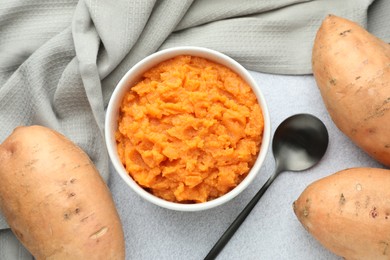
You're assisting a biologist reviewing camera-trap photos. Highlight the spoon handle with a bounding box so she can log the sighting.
[204,171,279,260]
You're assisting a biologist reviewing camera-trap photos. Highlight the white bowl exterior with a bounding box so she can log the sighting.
[105,46,271,211]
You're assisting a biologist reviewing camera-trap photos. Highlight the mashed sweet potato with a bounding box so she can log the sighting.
[116,55,264,203]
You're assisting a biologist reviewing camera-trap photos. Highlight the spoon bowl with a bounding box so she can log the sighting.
[205,113,329,259]
[273,114,329,173]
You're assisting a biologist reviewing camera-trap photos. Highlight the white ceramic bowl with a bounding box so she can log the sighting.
[105,46,270,211]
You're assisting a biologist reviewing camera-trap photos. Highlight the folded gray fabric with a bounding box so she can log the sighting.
[0,0,389,258]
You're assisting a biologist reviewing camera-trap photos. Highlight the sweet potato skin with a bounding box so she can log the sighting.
[0,126,125,260]
[294,167,390,260]
[312,15,390,167]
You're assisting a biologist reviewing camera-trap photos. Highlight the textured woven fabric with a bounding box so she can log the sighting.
[0,0,389,258]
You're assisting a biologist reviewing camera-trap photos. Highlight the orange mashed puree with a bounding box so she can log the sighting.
[116,55,264,203]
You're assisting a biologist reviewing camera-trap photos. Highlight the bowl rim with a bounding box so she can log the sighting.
[105,46,271,211]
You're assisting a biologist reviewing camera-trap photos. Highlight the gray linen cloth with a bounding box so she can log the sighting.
[0,0,389,259]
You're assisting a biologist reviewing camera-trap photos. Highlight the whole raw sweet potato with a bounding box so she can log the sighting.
[294,167,390,260]
[0,126,125,259]
[312,15,390,167]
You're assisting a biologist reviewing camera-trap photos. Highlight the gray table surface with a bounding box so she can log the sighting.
[109,70,383,260]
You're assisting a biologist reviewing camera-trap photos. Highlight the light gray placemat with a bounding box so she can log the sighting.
[0,0,389,259]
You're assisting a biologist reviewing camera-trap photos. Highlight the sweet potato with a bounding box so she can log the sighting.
[0,126,125,259]
[294,167,390,260]
[312,15,390,167]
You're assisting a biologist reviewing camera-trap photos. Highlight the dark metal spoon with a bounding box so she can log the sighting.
[204,113,329,259]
